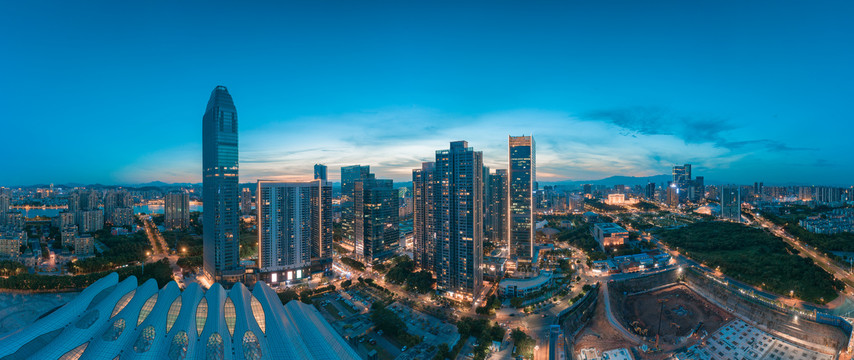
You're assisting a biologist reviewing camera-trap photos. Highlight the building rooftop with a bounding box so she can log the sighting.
[594,222,628,233]
[0,273,360,360]
[499,270,553,289]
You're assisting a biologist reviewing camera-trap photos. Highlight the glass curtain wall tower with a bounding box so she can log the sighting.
[203,86,243,284]
[340,165,373,249]
[508,135,535,261]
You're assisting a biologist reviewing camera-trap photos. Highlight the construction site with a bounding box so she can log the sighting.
[618,283,730,351]
[565,267,850,359]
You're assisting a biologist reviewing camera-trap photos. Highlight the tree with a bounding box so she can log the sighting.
[278,289,299,304]
[300,289,314,304]
[432,343,451,360]
[341,279,352,288]
[510,297,523,308]
[511,329,535,358]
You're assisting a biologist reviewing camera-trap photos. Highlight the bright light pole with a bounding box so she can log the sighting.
[142,251,151,275]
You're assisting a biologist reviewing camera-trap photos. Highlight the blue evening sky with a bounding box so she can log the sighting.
[1,1,852,186]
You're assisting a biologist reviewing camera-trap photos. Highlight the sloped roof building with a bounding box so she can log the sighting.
[0,273,359,360]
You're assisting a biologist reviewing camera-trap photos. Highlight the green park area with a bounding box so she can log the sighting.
[761,207,854,254]
[0,260,173,291]
[656,221,843,304]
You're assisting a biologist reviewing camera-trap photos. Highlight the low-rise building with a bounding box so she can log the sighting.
[592,223,628,250]
[582,211,599,223]
[498,270,554,298]
[483,255,507,282]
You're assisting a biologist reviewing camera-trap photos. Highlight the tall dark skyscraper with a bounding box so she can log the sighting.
[721,185,742,222]
[508,135,535,261]
[488,169,509,246]
[202,85,243,284]
[164,191,190,229]
[645,182,656,200]
[672,164,692,189]
[314,164,328,182]
[340,165,373,247]
[353,178,399,262]
[413,141,483,301]
[413,162,436,272]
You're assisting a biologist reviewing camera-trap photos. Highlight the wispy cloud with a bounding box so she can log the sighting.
[117,107,824,184]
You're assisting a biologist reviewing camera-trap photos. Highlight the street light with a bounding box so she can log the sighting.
[142,251,151,275]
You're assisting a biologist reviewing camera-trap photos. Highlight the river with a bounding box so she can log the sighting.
[0,291,79,336]
[12,204,202,218]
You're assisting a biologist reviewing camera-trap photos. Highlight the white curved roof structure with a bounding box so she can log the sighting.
[0,274,360,360]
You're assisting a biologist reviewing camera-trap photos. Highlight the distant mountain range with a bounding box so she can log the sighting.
[13,174,846,190]
[540,174,673,187]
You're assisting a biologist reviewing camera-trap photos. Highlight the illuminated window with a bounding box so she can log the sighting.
[101,318,126,342]
[224,297,236,336]
[242,331,262,360]
[133,325,156,353]
[111,290,135,318]
[196,298,208,335]
[206,333,224,360]
[166,296,182,333]
[168,331,189,360]
[137,294,158,326]
[58,342,88,360]
[249,295,266,334]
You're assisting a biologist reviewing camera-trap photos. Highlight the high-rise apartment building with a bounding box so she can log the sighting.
[314,164,328,182]
[0,194,10,217]
[257,180,332,284]
[202,85,243,284]
[240,187,253,216]
[799,186,813,201]
[78,209,104,233]
[78,190,99,211]
[413,162,436,271]
[67,192,80,213]
[672,164,692,188]
[754,182,764,201]
[413,141,483,301]
[691,176,705,202]
[488,169,508,246]
[309,180,333,273]
[508,135,535,261]
[165,191,191,229]
[815,186,844,204]
[61,225,78,248]
[645,182,656,200]
[721,185,741,222]
[666,183,679,208]
[353,178,399,263]
[74,234,94,256]
[103,190,133,226]
[340,165,373,248]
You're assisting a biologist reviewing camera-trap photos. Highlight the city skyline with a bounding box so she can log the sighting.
[3,2,853,186]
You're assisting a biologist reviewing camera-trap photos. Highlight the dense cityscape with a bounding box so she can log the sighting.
[2,2,853,360]
[0,85,852,360]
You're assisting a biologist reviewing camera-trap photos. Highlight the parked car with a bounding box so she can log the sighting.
[401,346,407,352]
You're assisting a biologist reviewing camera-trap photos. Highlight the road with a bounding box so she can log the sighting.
[139,215,184,288]
[752,211,854,294]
